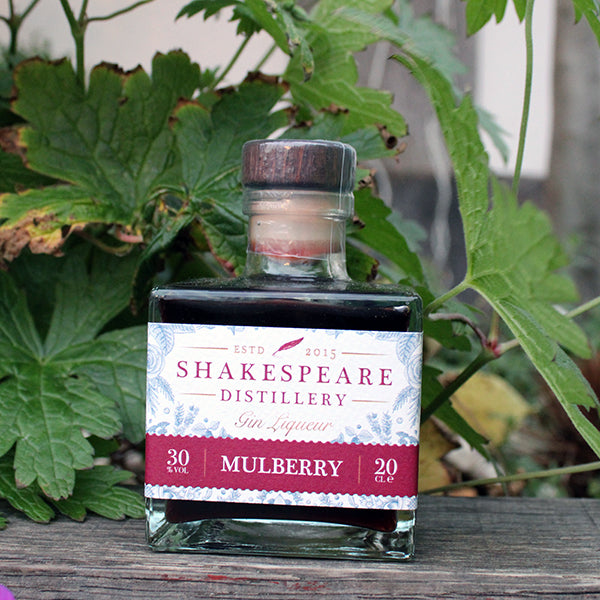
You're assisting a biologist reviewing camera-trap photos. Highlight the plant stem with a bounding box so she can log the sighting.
[213,35,252,88]
[88,0,157,23]
[424,280,469,316]
[21,0,41,20]
[428,312,489,349]
[254,42,278,72]
[7,17,18,59]
[2,0,42,66]
[566,295,600,320]
[512,0,535,196]
[58,0,86,87]
[420,348,496,423]
[422,460,600,495]
[58,0,78,38]
[78,0,90,21]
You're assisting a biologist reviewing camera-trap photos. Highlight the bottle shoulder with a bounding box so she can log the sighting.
[151,276,421,302]
[150,277,422,332]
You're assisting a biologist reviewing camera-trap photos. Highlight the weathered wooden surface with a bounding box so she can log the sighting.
[1,496,600,599]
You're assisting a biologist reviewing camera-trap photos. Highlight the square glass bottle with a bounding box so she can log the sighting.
[145,139,423,560]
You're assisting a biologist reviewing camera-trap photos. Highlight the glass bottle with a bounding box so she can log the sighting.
[145,139,423,560]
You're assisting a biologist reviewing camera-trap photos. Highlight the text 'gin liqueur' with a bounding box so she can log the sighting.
[145,139,423,560]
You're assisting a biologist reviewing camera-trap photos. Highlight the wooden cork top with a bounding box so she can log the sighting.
[242,139,356,192]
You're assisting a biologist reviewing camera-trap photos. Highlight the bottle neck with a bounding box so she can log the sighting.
[242,189,352,282]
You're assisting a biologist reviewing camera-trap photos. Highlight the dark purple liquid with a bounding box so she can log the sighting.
[150,278,421,533]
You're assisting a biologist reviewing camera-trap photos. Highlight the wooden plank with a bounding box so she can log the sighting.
[1,496,599,599]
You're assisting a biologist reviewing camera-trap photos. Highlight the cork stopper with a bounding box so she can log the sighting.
[242,139,356,193]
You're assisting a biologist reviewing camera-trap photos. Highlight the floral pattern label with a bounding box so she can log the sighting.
[145,323,423,510]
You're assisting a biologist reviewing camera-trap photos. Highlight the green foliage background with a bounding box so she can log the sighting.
[0,0,600,525]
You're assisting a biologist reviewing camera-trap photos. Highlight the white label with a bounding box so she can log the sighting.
[145,323,422,509]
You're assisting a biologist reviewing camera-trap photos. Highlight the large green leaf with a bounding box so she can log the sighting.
[52,466,144,521]
[0,452,143,523]
[397,53,600,457]
[0,52,200,256]
[0,246,146,500]
[338,1,508,161]
[284,0,406,139]
[169,78,289,274]
[338,1,466,84]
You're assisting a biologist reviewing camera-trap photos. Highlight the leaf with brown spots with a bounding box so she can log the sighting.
[0,52,200,261]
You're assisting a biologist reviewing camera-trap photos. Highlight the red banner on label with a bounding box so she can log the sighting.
[145,434,418,498]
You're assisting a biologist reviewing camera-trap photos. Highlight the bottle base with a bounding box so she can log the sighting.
[146,499,415,561]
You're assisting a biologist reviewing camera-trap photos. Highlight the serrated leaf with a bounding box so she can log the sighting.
[1,52,200,259]
[0,246,146,499]
[285,0,406,139]
[398,53,600,457]
[245,0,313,75]
[177,0,239,20]
[179,0,314,77]
[56,327,148,443]
[53,466,144,521]
[339,1,509,163]
[351,187,426,285]
[170,78,289,274]
[338,2,466,84]
[0,454,55,523]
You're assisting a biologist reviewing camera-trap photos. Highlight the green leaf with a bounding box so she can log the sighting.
[463,0,496,35]
[285,0,406,139]
[0,148,55,193]
[178,0,240,20]
[0,453,143,523]
[513,0,527,20]
[346,243,379,282]
[397,53,600,457]
[421,366,488,454]
[170,78,289,274]
[56,327,148,444]
[2,52,200,256]
[283,113,399,161]
[0,246,146,500]
[339,1,508,163]
[460,0,518,32]
[572,0,600,44]
[53,466,144,521]
[0,453,55,523]
[179,0,315,78]
[338,2,466,84]
[495,0,509,21]
[351,187,426,285]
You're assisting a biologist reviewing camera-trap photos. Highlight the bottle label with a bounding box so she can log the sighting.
[145,323,422,510]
